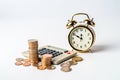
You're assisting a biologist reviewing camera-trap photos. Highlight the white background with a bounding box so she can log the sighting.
[0,0,120,80]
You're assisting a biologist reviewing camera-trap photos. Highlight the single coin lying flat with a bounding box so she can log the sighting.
[15,61,23,66]
[16,58,24,62]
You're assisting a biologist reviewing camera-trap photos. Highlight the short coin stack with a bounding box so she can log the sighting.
[60,56,83,72]
[60,61,72,72]
[41,54,52,67]
[28,39,39,66]
[37,54,54,70]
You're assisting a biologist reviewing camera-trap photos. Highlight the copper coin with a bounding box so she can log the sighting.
[15,61,23,66]
[23,62,31,67]
[24,59,30,62]
[31,63,38,67]
[37,65,46,70]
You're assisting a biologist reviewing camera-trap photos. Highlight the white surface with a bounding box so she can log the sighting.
[0,0,120,80]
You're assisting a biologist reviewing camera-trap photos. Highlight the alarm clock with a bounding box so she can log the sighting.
[66,13,95,52]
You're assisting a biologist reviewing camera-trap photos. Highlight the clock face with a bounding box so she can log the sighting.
[68,26,94,51]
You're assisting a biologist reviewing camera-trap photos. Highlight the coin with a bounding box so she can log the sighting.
[75,56,83,62]
[28,39,39,66]
[71,56,83,65]
[15,61,23,66]
[61,67,72,72]
[66,61,72,66]
[72,56,83,62]
[60,62,71,67]
[24,59,30,62]
[16,58,24,62]
[31,63,38,67]
[28,39,38,48]
[23,62,31,67]
[47,66,56,70]
[72,60,78,65]
[37,65,46,70]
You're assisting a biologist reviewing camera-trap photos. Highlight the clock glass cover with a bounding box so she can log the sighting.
[68,26,94,51]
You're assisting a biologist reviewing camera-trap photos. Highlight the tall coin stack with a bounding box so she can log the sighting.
[41,54,53,67]
[28,39,39,66]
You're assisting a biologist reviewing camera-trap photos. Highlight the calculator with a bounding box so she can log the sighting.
[22,45,76,65]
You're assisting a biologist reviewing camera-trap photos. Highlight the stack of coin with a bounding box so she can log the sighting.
[37,54,53,70]
[60,61,72,72]
[28,39,39,66]
[41,54,53,67]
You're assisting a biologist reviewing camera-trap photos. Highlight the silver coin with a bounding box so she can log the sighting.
[16,58,24,62]
[60,62,71,67]
[66,61,72,66]
[47,66,56,70]
[22,51,29,58]
[61,67,72,72]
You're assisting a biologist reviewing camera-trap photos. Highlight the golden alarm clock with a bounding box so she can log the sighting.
[66,13,96,52]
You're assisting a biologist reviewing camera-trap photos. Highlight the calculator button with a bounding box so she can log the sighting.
[66,51,71,54]
[64,50,68,53]
[59,52,63,54]
[41,48,46,50]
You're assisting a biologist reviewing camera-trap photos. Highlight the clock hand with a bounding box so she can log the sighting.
[73,33,81,38]
[80,34,83,36]
[80,34,83,41]
[73,33,83,41]
[79,37,83,42]
[80,37,83,40]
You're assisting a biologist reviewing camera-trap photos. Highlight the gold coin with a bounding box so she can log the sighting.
[28,39,38,48]
[37,65,46,70]
[72,56,83,62]
[31,63,38,67]
[72,61,78,65]
[15,61,23,66]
